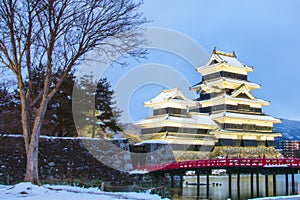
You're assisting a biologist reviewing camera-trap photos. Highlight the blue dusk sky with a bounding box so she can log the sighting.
[99,0,300,123]
[103,0,300,122]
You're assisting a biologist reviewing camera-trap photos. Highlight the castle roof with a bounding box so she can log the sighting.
[197,48,253,73]
[145,87,187,102]
[211,111,281,123]
[231,84,255,99]
[199,93,270,106]
[135,113,218,128]
[200,77,261,92]
[144,87,197,108]
[214,54,243,68]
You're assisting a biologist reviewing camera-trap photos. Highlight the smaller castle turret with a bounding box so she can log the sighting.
[135,87,218,160]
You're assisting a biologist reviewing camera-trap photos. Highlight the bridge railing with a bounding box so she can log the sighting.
[136,158,300,172]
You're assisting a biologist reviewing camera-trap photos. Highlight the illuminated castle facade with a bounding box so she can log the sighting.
[135,49,282,160]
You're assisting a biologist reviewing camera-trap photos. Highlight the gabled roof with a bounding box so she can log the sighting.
[197,48,253,72]
[231,84,255,100]
[146,87,188,102]
[200,77,261,91]
[216,54,245,67]
[209,48,248,68]
[144,87,197,108]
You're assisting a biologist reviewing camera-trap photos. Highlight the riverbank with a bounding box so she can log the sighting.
[0,182,166,200]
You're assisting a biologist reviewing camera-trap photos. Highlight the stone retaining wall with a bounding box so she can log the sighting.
[0,135,131,184]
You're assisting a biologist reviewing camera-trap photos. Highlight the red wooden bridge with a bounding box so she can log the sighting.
[135,158,300,199]
[136,157,300,172]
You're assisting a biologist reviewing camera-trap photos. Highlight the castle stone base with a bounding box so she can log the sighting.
[171,146,283,161]
[173,150,210,161]
[210,146,283,159]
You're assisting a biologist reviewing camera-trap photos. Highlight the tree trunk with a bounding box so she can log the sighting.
[16,74,41,184]
[23,114,43,185]
[17,74,31,154]
[92,107,96,138]
[22,92,49,185]
[24,139,40,185]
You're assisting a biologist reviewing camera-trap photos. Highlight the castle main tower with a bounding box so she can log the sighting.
[191,48,282,157]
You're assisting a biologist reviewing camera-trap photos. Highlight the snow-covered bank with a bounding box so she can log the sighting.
[0,182,166,200]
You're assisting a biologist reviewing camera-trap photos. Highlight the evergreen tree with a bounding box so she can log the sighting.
[2,72,122,138]
[12,66,77,137]
[95,78,122,136]
[45,71,77,137]
[72,74,96,137]
[0,70,78,137]
[0,82,21,134]
[74,75,122,138]
[0,83,17,112]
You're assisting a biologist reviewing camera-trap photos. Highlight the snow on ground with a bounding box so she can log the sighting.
[0,182,166,200]
[129,169,149,174]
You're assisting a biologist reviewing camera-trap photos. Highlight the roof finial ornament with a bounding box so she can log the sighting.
[232,50,236,58]
[213,48,236,58]
[213,47,217,54]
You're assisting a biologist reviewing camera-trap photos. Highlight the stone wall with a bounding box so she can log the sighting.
[130,142,176,168]
[211,146,283,158]
[0,135,132,184]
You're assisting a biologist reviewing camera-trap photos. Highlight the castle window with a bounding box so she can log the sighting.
[243,124,256,131]
[238,104,250,111]
[242,140,258,147]
[202,71,247,81]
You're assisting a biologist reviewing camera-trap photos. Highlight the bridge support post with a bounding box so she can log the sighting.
[292,173,295,195]
[250,173,254,198]
[197,173,200,197]
[228,173,232,199]
[273,174,276,196]
[285,174,289,195]
[265,175,269,197]
[206,173,209,198]
[256,173,260,197]
[180,175,183,188]
[237,173,240,200]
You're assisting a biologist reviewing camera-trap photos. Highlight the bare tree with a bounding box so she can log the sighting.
[0,0,147,184]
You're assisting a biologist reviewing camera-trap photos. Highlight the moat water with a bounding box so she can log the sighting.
[168,174,300,200]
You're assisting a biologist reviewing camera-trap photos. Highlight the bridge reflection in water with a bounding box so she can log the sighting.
[169,174,300,200]
[136,158,300,199]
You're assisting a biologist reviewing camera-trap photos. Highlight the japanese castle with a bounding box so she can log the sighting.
[135,48,282,160]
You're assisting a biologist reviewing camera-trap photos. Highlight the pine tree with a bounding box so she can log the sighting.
[1,70,78,137]
[74,75,122,138]
[0,82,21,134]
[45,71,77,137]
[0,83,17,112]
[95,78,122,137]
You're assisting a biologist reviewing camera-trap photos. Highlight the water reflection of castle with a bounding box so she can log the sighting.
[135,48,282,160]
